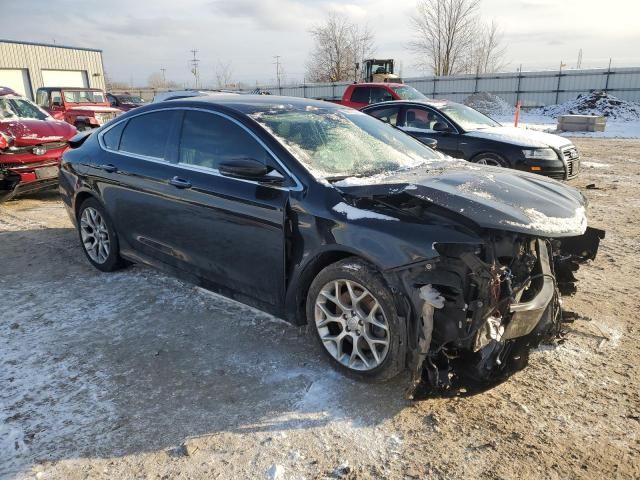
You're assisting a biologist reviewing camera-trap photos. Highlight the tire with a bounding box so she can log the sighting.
[306,258,406,382]
[472,152,508,167]
[76,197,127,272]
[75,122,90,132]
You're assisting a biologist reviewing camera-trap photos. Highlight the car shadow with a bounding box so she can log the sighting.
[1,227,414,477]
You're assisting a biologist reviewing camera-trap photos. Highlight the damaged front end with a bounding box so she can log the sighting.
[399,227,604,399]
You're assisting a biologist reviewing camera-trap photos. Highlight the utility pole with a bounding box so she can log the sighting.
[190,49,200,89]
[577,49,583,69]
[160,67,167,88]
[273,55,281,90]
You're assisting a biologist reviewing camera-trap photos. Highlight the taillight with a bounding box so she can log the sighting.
[0,132,14,150]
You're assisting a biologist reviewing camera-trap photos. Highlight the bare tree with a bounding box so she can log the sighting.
[306,12,375,83]
[408,0,480,76]
[215,61,235,88]
[147,72,166,89]
[471,20,507,74]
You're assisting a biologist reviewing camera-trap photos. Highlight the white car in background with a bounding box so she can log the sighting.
[152,90,239,103]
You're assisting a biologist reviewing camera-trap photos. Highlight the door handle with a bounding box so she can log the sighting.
[169,176,192,189]
[98,164,118,173]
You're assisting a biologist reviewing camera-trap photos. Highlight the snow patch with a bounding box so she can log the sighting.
[581,161,611,169]
[333,202,399,221]
[504,206,587,235]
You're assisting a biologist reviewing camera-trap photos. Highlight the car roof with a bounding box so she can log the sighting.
[362,99,453,110]
[38,87,103,91]
[351,82,405,88]
[161,94,350,115]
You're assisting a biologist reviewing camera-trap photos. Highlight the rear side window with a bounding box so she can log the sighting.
[368,106,399,126]
[120,111,178,159]
[103,121,127,150]
[369,87,393,104]
[178,111,269,170]
[350,87,370,104]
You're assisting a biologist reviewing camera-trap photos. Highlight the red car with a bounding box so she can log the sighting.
[336,82,427,109]
[106,92,145,112]
[36,87,122,131]
[0,87,76,201]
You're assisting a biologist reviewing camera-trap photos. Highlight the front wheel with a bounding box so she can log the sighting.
[472,152,508,167]
[77,197,127,272]
[306,258,406,382]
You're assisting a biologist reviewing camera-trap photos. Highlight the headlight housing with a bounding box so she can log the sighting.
[522,148,558,160]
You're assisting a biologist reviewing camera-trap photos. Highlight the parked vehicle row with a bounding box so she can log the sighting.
[59,95,603,395]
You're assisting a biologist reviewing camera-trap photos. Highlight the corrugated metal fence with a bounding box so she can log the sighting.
[248,67,640,107]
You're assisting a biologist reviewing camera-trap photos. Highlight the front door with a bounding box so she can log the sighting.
[399,106,462,158]
[158,109,290,309]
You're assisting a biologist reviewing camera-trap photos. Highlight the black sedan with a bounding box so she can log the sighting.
[59,96,602,395]
[362,100,580,180]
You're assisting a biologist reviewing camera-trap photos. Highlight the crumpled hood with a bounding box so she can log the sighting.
[336,163,588,237]
[466,126,572,150]
[0,118,76,146]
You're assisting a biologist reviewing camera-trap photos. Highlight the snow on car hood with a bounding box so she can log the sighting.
[335,164,588,237]
[465,126,572,149]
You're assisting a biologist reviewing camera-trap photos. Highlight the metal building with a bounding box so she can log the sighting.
[0,39,105,99]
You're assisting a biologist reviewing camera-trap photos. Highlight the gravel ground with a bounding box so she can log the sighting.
[1,138,639,479]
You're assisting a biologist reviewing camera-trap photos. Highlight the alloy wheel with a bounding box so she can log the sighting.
[80,207,110,264]
[475,156,502,166]
[314,279,390,371]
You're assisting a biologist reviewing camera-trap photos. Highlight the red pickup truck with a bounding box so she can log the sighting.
[36,87,122,131]
[336,83,428,109]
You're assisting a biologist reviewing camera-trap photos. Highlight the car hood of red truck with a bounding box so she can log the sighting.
[1,118,76,146]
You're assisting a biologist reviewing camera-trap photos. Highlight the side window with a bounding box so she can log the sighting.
[120,111,178,159]
[102,120,127,150]
[107,94,117,106]
[350,87,370,104]
[178,111,270,170]
[36,90,49,108]
[50,91,62,106]
[368,106,399,126]
[402,107,449,131]
[369,87,393,104]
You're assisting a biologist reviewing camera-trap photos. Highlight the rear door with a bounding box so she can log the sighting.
[399,106,462,157]
[97,108,290,309]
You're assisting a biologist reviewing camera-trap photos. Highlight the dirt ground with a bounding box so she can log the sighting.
[1,138,639,480]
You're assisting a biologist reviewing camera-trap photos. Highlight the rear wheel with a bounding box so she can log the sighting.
[472,152,508,167]
[306,258,406,382]
[77,197,126,272]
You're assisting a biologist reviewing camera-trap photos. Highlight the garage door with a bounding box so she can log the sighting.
[41,70,89,88]
[0,69,32,98]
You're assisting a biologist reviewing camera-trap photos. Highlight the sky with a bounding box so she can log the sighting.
[3,0,640,87]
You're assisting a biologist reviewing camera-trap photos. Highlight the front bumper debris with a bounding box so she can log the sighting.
[402,227,604,399]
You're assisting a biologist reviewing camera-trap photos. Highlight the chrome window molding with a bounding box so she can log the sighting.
[97,106,304,192]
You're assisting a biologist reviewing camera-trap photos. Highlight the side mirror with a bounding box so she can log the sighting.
[218,158,283,184]
[433,122,451,132]
[420,137,438,150]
